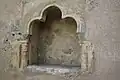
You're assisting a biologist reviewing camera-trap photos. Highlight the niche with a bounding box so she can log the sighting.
[28,6,81,67]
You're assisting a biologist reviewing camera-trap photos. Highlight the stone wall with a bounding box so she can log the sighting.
[0,0,120,80]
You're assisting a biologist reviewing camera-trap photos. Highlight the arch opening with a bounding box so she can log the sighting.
[41,6,62,22]
[28,6,81,67]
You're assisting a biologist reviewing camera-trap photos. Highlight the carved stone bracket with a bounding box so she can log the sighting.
[11,40,28,70]
[81,41,94,73]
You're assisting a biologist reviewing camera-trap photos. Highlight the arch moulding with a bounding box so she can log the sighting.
[26,4,83,35]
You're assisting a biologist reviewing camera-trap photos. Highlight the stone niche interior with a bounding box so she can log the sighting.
[28,6,81,67]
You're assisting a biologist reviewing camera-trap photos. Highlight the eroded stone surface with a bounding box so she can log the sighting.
[0,0,95,80]
[10,1,94,76]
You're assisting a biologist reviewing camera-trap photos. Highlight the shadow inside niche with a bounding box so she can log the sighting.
[28,6,81,67]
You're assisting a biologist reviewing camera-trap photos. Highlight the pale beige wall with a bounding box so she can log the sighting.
[0,0,120,80]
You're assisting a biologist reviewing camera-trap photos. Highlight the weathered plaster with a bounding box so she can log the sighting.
[0,0,97,80]
[9,0,94,78]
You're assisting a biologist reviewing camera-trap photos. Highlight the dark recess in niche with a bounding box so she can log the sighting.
[28,6,79,67]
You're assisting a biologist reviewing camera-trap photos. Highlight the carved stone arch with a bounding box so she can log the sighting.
[39,4,62,22]
[27,5,83,65]
[62,14,82,33]
[11,3,94,75]
[28,17,78,36]
[27,4,83,35]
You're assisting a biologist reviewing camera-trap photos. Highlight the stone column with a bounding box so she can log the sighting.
[19,41,28,70]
